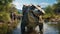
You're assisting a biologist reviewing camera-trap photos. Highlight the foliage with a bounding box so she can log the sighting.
[44,5,54,18]
[44,0,60,18]
[0,0,14,11]
[0,23,8,34]
[0,0,19,34]
[45,5,53,14]
[0,12,10,22]
[0,0,13,5]
[52,0,60,14]
[56,0,60,3]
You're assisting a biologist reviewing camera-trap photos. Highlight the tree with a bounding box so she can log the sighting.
[57,0,60,3]
[45,5,54,14]
[0,0,19,34]
[53,0,60,14]
[0,0,14,12]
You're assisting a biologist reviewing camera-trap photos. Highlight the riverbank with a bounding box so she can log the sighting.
[0,12,21,34]
[43,15,60,23]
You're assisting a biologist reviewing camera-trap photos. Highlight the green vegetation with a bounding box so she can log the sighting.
[43,0,60,19]
[0,0,20,34]
[0,0,60,34]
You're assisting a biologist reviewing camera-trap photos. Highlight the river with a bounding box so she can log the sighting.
[12,20,21,34]
[44,22,60,34]
[11,21,60,34]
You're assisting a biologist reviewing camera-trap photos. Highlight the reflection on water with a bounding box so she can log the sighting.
[12,23,21,34]
[10,22,60,34]
[44,22,60,34]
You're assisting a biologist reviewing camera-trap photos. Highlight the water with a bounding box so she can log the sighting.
[44,22,60,34]
[11,22,60,34]
[12,21,21,34]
